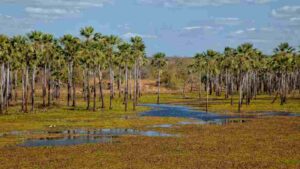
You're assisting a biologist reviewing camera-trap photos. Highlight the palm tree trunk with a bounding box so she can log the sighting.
[198,73,202,100]
[129,70,132,100]
[238,72,243,113]
[93,69,96,112]
[98,66,104,109]
[67,61,72,106]
[24,66,29,113]
[206,72,209,112]
[157,70,161,104]
[86,68,90,110]
[43,65,47,107]
[109,64,113,110]
[31,67,36,111]
[118,67,122,98]
[124,61,128,111]
[133,60,137,111]
[5,63,10,110]
[72,65,76,107]
[21,67,25,112]
[0,63,4,114]
[14,71,18,102]
[47,65,51,106]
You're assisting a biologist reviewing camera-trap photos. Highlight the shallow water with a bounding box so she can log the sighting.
[140,104,298,125]
[1,128,177,147]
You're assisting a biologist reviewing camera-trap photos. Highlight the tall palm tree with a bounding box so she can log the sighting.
[118,42,132,111]
[236,43,255,113]
[272,42,296,105]
[103,35,120,110]
[0,34,10,113]
[27,31,44,110]
[130,36,145,110]
[93,33,106,109]
[60,34,80,107]
[151,52,167,104]
[80,26,95,110]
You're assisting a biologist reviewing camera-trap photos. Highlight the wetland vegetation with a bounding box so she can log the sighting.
[0,26,299,168]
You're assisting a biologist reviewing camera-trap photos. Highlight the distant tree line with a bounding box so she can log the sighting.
[188,43,300,112]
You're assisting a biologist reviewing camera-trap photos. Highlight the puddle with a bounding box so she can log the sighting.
[0,128,177,147]
[140,104,299,125]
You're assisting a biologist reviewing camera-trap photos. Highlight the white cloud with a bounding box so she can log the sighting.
[0,14,33,35]
[272,6,300,18]
[138,0,276,7]
[183,25,215,30]
[122,32,157,39]
[1,0,113,20]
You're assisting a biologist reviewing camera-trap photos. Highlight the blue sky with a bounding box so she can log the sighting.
[0,0,299,56]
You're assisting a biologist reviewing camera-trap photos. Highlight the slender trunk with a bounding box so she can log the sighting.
[157,70,161,104]
[109,64,113,110]
[72,63,76,107]
[133,60,137,111]
[31,67,36,111]
[93,69,96,112]
[206,72,209,112]
[86,68,90,110]
[67,61,72,106]
[5,63,10,110]
[198,73,202,100]
[225,69,228,99]
[14,71,18,102]
[124,61,128,112]
[21,68,25,112]
[0,63,4,114]
[24,66,29,113]
[98,66,104,109]
[42,65,47,107]
[129,70,132,100]
[47,65,51,106]
[238,71,243,113]
[118,67,122,98]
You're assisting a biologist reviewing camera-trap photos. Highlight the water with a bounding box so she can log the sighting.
[140,104,299,125]
[140,104,239,124]
[0,128,177,147]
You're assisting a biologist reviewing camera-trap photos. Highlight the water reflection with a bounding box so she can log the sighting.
[14,128,177,147]
[140,104,298,124]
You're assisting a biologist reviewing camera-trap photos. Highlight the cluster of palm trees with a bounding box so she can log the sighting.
[0,26,147,113]
[191,43,300,112]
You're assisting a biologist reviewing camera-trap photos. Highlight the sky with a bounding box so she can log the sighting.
[0,0,300,56]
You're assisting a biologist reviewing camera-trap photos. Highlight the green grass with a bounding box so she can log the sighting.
[0,92,299,168]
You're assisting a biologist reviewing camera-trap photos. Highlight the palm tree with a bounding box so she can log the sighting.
[272,42,296,105]
[80,26,95,110]
[130,36,145,110]
[151,52,167,104]
[93,33,106,109]
[236,43,255,113]
[0,34,10,113]
[118,42,132,111]
[27,31,44,110]
[103,35,120,110]
[60,34,80,107]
